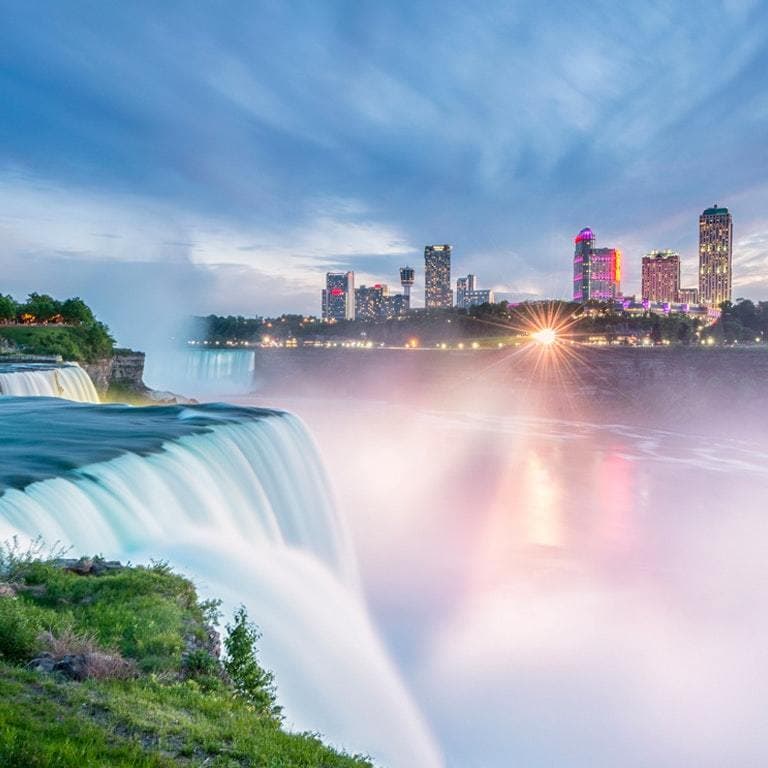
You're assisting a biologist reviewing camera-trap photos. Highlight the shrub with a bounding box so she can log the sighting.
[0,536,69,581]
[0,599,69,662]
[84,651,138,680]
[223,606,281,720]
[38,628,97,657]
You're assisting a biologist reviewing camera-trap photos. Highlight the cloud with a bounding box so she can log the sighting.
[1,0,767,314]
[0,171,416,341]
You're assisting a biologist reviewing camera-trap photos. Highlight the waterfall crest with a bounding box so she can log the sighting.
[0,402,442,768]
[0,363,99,403]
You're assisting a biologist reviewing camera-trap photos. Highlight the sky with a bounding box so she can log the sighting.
[1,0,768,346]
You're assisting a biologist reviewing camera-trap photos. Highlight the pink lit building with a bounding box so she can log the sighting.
[573,227,621,302]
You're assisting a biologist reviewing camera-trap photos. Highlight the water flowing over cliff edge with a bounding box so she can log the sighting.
[0,398,443,768]
[0,363,99,403]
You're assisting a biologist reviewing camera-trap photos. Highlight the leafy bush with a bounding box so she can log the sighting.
[224,606,281,720]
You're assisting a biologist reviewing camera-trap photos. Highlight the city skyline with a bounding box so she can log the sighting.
[1,3,767,348]
[321,203,737,317]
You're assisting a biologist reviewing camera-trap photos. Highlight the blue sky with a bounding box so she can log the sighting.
[1,0,767,345]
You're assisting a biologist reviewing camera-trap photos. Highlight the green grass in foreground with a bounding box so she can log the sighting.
[0,550,373,767]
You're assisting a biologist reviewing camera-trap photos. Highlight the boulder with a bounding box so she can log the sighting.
[52,654,89,681]
[52,557,124,576]
[27,653,56,674]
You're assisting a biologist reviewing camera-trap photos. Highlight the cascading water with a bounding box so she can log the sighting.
[0,362,99,403]
[143,348,256,396]
[0,398,443,768]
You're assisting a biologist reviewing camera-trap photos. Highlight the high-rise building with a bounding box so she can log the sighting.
[456,274,493,308]
[573,228,621,301]
[677,287,699,305]
[322,271,355,321]
[590,249,621,300]
[572,228,595,302]
[399,266,415,310]
[425,245,452,308]
[355,284,388,321]
[383,293,409,319]
[699,204,732,308]
[641,250,680,303]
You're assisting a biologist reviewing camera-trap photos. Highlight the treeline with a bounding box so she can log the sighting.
[193,299,767,347]
[193,314,267,342]
[714,300,768,343]
[0,293,95,325]
[0,293,114,362]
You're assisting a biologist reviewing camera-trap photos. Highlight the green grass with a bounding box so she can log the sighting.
[0,556,374,767]
[0,666,373,767]
[7,561,203,673]
[0,324,114,363]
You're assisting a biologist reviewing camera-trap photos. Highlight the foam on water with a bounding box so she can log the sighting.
[0,363,99,403]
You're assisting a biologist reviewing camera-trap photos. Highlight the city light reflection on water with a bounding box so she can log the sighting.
[180,346,768,768]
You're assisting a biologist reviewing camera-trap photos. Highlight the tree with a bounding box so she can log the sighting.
[223,606,282,721]
[20,293,61,323]
[60,297,95,325]
[0,294,17,323]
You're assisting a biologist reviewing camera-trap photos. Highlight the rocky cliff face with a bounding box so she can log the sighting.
[84,351,147,395]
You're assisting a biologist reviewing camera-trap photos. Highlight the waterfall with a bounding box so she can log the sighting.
[0,401,443,768]
[144,348,256,395]
[0,363,99,403]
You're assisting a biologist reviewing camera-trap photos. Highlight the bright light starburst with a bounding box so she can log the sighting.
[531,327,557,346]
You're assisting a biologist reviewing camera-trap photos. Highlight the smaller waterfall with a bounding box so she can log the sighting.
[0,363,100,403]
[144,349,256,395]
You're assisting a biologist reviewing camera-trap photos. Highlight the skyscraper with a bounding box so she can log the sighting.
[355,284,388,321]
[641,250,680,303]
[424,245,452,308]
[572,228,595,302]
[573,228,621,301]
[456,274,493,308]
[455,274,474,308]
[399,266,415,310]
[698,204,733,308]
[321,271,355,321]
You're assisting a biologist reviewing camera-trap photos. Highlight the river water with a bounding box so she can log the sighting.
[196,346,768,768]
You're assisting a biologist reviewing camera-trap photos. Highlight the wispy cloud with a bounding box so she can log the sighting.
[0,0,767,325]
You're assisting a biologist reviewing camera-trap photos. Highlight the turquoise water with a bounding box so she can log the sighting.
[0,397,282,492]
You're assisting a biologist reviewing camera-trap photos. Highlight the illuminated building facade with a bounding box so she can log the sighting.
[573,228,621,301]
[322,271,355,321]
[590,248,621,300]
[699,204,732,307]
[456,274,493,308]
[677,287,699,305]
[573,227,594,301]
[641,250,680,303]
[425,244,452,309]
[383,293,409,319]
[355,284,388,321]
[456,274,475,307]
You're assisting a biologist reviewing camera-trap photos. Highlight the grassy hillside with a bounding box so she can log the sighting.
[0,325,114,363]
[0,546,373,767]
